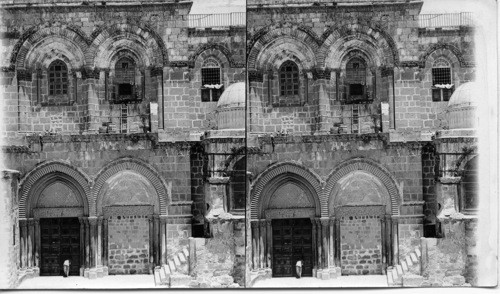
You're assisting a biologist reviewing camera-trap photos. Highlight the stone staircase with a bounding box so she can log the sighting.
[153,247,191,287]
[386,246,421,287]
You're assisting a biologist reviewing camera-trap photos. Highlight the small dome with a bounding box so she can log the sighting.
[446,82,478,129]
[216,82,245,130]
[217,82,245,108]
[447,82,477,108]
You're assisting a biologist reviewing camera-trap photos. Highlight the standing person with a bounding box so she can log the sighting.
[295,258,303,279]
[63,259,71,277]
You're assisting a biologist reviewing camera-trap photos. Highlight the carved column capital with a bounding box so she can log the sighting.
[251,221,259,229]
[88,216,98,226]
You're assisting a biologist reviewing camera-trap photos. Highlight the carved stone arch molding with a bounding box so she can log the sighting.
[12,25,88,70]
[190,43,238,68]
[247,26,320,71]
[91,157,170,216]
[250,162,325,219]
[318,24,399,69]
[87,23,168,69]
[420,43,467,69]
[19,161,91,219]
[324,157,401,216]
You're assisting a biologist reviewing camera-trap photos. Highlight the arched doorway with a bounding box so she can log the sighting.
[250,163,323,278]
[326,159,401,276]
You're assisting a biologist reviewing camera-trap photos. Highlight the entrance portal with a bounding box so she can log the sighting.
[40,218,80,276]
[272,218,313,277]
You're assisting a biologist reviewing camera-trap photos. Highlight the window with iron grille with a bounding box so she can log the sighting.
[201,58,223,102]
[113,57,137,103]
[228,157,246,213]
[431,59,453,102]
[48,60,68,96]
[345,58,367,103]
[460,157,478,213]
[279,60,299,96]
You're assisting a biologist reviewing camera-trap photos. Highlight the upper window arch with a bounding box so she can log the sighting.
[201,57,223,102]
[279,60,300,96]
[48,60,68,96]
[431,57,454,102]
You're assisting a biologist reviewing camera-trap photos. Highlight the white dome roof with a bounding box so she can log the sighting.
[448,82,477,108]
[217,82,245,108]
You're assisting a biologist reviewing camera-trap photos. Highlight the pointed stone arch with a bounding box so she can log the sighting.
[250,162,324,219]
[11,25,88,70]
[324,157,401,216]
[189,43,234,68]
[19,161,91,219]
[92,157,170,216]
[318,24,399,69]
[87,23,167,69]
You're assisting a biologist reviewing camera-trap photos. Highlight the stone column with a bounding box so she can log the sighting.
[79,217,86,275]
[102,217,109,271]
[316,219,322,271]
[321,218,329,269]
[27,219,34,268]
[386,216,393,266]
[380,215,386,270]
[160,216,167,265]
[392,218,399,264]
[259,220,265,269]
[266,219,272,268]
[34,219,40,269]
[154,215,160,266]
[85,218,90,273]
[329,218,334,267]
[97,218,102,267]
[334,218,341,267]
[251,221,258,270]
[311,219,317,270]
[148,216,154,271]
[19,219,27,269]
[88,217,98,269]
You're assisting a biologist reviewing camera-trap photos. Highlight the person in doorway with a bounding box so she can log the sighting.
[295,258,303,279]
[63,259,71,277]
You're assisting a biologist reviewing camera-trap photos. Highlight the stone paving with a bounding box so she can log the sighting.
[17,275,159,289]
[252,275,389,288]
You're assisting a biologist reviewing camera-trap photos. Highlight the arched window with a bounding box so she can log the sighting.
[345,57,367,103]
[279,60,299,96]
[228,156,246,213]
[114,57,136,102]
[460,157,478,213]
[48,60,68,96]
[201,57,223,102]
[432,58,454,102]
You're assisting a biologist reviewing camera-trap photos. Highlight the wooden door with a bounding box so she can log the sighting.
[40,218,80,276]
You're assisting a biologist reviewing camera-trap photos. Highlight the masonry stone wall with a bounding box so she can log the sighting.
[108,215,150,275]
[340,215,382,275]
[0,171,20,288]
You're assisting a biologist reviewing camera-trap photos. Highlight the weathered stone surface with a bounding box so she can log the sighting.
[402,274,424,287]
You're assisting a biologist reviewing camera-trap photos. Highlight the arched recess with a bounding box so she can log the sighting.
[91,157,170,216]
[190,44,233,68]
[19,161,91,219]
[318,24,398,69]
[13,27,87,71]
[11,25,88,70]
[87,24,167,68]
[250,162,324,219]
[324,157,401,216]
[247,27,320,71]
[420,43,464,69]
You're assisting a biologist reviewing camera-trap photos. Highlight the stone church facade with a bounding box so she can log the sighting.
[246,0,479,287]
[0,0,246,288]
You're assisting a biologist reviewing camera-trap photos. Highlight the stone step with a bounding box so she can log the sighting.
[179,252,187,264]
[159,266,168,284]
[410,252,418,263]
[401,260,408,272]
[154,268,162,286]
[163,265,171,276]
[395,264,403,277]
[405,255,413,267]
[387,271,394,285]
[174,255,181,268]
[183,247,189,257]
[168,260,176,272]
[391,268,399,282]
[415,248,421,258]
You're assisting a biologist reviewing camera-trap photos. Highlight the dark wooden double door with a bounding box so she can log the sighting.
[272,218,313,277]
[40,218,80,276]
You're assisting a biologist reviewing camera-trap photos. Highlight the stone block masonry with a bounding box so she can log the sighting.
[108,215,150,275]
[340,215,382,275]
